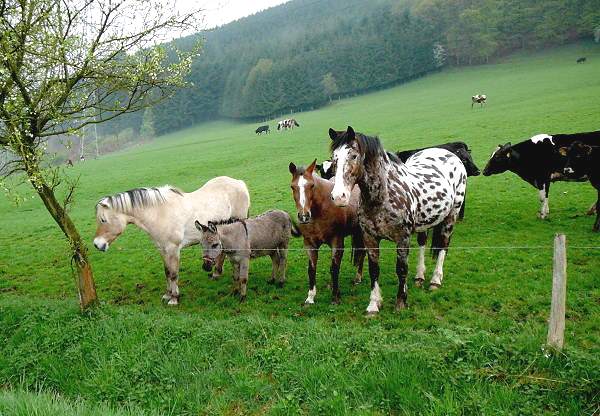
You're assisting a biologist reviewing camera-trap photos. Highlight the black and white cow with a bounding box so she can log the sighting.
[561,142,600,231]
[472,94,487,108]
[255,125,270,134]
[483,131,600,219]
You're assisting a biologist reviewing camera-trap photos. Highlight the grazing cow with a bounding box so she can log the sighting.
[576,57,587,64]
[483,131,600,219]
[561,142,600,231]
[277,118,300,131]
[255,125,270,135]
[471,94,487,108]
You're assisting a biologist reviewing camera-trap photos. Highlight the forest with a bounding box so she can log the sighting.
[100,0,600,137]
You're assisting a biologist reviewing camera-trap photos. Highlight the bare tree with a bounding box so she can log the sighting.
[0,0,202,309]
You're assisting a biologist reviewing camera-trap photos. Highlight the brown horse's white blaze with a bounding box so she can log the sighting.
[93,177,250,305]
[329,126,467,315]
[289,159,365,305]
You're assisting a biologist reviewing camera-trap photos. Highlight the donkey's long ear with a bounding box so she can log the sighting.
[289,162,297,174]
[346,126,355,139]
[328,128,337,140]
[307,158,317,174]
[207,222,218,233]
[195,220,208,232]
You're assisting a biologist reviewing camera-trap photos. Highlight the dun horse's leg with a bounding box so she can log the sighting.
[238,258,249,301]
[305,244,319,304]
[430,214,456,290]
[162,247,181,305]
[330,237,344,305]
[277,247,287,288]
[210,252,226,280]
[365,234,382,315]
[414,232,427,287]
[396,234,410,310]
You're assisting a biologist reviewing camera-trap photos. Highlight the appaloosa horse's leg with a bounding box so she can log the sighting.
[430,214,457,290]
[395,234,410,310]
[364,234,382,316]
[161,246,181,305]
[304,242,320,304]
[414,231,428,287]
[330,236,344,304]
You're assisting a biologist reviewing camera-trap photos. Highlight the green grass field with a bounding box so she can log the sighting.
[1,43,599,415]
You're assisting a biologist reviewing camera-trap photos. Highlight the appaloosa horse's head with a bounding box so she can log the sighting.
[195,221,223,271]
[289,159,318,224]
[329,126,381,207]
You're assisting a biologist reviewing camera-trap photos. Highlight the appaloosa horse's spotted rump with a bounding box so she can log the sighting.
[329,126,467,315]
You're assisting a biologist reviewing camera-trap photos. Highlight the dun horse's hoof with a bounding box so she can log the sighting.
[161,293,172,301]
[167,298,179,306]
[429,283,441,291]
[414,279,424,288]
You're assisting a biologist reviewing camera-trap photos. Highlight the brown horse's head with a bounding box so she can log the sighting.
[93,199,129,251]
[289,159,318,224]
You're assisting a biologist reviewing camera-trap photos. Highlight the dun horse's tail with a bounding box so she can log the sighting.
[431,224,443,259]
[350,232,365,267]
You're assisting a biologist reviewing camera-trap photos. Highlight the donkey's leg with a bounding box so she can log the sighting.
[430,214,457,290]
[364,234,382,315]
[162,246,181,305]
[330,236,344,305]
[267,253,277,285]
[305,243,320,304]
[231,261,241,295]
[209,252,226,280]
[238,257,250,301]
[414,231,428,287]
[277,247,288,288]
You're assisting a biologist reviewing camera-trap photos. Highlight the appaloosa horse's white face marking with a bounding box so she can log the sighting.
[329,126,467,314]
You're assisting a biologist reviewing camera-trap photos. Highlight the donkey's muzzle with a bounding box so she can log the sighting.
[202,258,214,272]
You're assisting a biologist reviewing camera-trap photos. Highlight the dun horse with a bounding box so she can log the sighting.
[93,176,250,305]
[329,127,466,315]
[289,159,365,304]
[195,210,298,300]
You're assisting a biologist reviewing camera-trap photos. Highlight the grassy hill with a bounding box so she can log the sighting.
[0,43,599,415]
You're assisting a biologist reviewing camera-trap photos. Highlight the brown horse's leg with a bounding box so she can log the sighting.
[414,231,427,287]
[364,234,382,316]
[162,247,181,305]
[351,231,365,285]
[210,252,226,280]
[330,236,344,305]
[304,243,320,304]
[395,234,410,310]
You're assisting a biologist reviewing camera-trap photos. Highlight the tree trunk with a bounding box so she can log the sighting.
[28,170,99,310]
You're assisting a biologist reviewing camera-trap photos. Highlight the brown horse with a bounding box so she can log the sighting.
[289,159,365,304]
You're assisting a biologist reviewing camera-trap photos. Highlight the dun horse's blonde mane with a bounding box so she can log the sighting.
[96,185,183,216]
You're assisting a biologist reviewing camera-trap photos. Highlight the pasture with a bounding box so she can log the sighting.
[1,43,599,415]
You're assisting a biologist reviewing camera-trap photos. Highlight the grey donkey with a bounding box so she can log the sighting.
[195,210,300,300]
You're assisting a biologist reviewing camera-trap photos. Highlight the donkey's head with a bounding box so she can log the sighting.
[93,199,129,251]
[195,221,222,271]
[289,159,318,223]
[329,126,366,207]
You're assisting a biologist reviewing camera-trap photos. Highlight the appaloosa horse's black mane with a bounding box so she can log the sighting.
[330,129,401,164]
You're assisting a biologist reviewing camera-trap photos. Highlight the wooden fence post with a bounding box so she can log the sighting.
[547,234,567,350]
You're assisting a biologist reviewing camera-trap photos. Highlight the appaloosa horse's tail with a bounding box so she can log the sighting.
[431,224,443,259]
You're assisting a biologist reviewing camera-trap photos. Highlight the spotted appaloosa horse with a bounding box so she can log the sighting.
[289,159,365,304]
[329,126,467,315]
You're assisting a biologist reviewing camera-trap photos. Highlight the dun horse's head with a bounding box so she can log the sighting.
[195,221,222,271]
[289,159,318,224]
[93,199,129,251]
[329,126,363,207]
